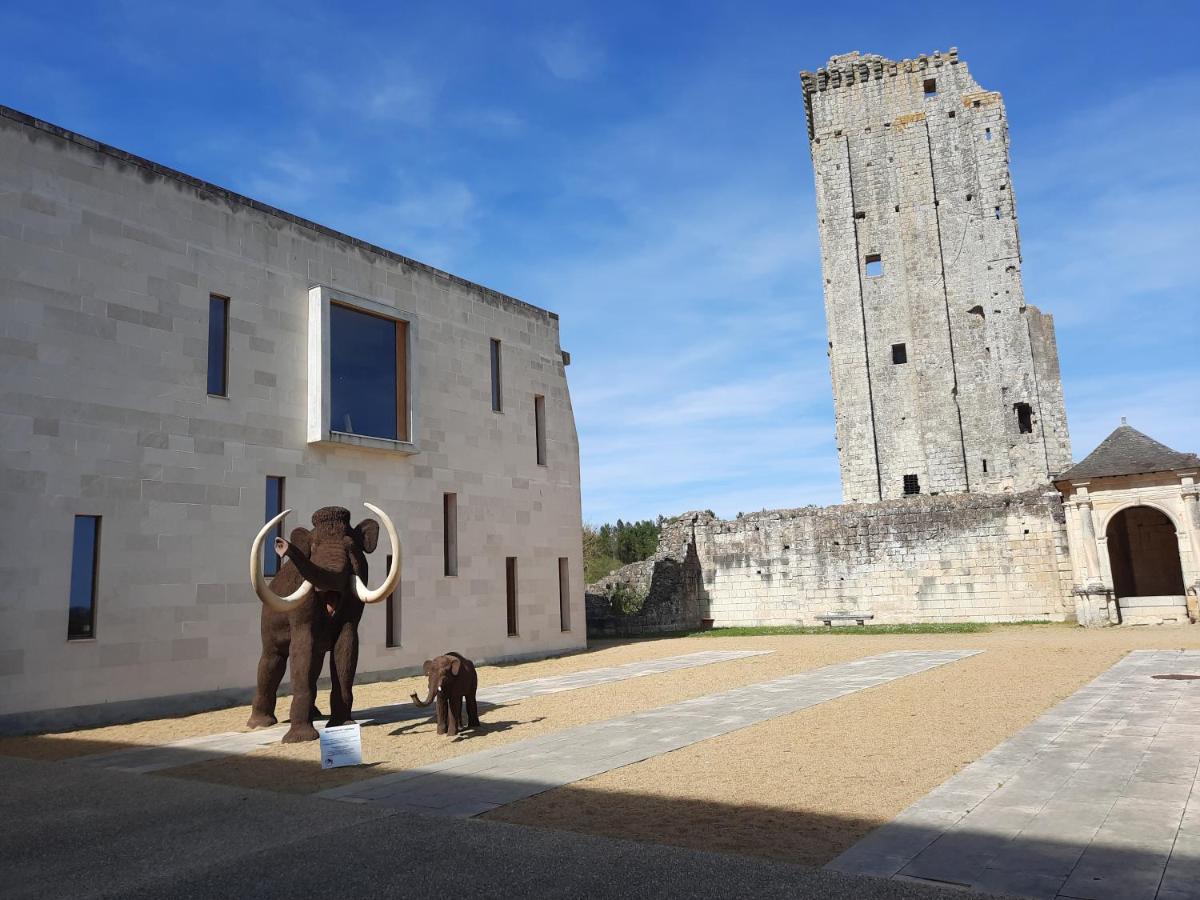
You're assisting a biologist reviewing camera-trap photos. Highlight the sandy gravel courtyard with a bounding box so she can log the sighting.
[4,623,1199,866]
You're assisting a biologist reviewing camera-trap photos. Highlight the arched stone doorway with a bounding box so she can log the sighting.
[1105,506,1185,598]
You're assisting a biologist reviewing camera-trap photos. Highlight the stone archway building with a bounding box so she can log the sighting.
[1055,421,1200,626]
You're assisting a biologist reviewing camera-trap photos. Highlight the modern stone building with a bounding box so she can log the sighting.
[0,105,585,733]
[802,49,1070,503]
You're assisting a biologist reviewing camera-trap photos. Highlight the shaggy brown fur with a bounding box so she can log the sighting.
[247,506,380,743]
[411,652,480,736]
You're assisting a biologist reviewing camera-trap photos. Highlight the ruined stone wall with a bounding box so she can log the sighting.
[801,50,1071,503]
[668,489,1074,626]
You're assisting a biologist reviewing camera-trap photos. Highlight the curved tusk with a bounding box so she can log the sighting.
[354,502,402,604]
[250,509,314,613]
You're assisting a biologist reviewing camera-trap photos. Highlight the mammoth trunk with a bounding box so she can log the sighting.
[411,685,437,707]
[279,544,348,592]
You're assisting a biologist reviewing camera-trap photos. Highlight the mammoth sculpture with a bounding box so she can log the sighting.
[246,503,402,743]
[411,652,480,736]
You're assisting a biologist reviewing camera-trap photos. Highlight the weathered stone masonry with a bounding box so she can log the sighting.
[589,491,1073,632]
[803,49,1071,503]
[586,50,1078,635]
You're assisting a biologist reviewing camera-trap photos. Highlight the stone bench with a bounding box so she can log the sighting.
[819,613,874,627]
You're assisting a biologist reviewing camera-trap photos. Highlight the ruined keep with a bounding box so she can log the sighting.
[803,49,1071,503]
[587,50,1084,635]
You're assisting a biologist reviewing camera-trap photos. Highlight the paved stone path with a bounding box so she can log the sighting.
[318,649,980,815]
[73,649,769,774]
[829,650,1200,900]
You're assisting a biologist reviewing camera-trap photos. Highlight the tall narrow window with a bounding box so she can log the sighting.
[534,395,547,466]
[505,557,518,636]
[264,477,286,577]
[330,303,409,442]
[558,557,571,632]
[490,339,502,412]
[443,493,458,577]
[68,515,100,640]
[207,295,229,396]
[385,554,400,647]
[864,253,883,277]
[1015,402,1034,434]
[903,474,921,495]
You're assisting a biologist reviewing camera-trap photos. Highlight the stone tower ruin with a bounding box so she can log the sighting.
[801,49,1071,503]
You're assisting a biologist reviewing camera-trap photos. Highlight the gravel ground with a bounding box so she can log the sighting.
[3,624,1198,866]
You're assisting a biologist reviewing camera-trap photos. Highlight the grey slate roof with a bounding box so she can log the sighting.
[1056,423,1200,481]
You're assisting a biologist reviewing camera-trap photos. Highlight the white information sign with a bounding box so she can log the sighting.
[319,723,363,769]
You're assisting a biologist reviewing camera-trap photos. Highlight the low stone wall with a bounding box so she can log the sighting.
[585,535,704,638]
[586,489,1075,633]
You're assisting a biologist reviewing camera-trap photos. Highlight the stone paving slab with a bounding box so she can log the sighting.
[73,649,770,774]
[828,650,1200,900]
[318,649,981,815]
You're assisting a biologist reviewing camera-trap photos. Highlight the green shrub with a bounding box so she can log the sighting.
[606,582,649,616]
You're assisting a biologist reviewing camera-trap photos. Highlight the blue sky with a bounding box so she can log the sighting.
[4,2,1197,523]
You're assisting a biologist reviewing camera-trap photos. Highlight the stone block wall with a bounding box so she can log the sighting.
[801,50,1071,502]
[0,106,585,730]
[591,490,1074,631]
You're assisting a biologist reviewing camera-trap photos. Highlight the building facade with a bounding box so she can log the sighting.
[0,105,585,733]
[801,49,1071,503]
[1056,422,1200,626]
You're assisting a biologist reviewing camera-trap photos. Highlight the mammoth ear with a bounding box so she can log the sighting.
[422,660,434,675]
[287,527,312,557]
[354,519,380,554]
[449,656,462,676]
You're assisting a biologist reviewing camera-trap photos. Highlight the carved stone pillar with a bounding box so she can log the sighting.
[1075,496,1104,589]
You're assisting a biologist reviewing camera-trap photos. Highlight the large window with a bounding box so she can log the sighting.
[264,476,285,577]
[330,303,408,441]
[308,286,417,452]
[207,295,229,396]
[68,515,100,640]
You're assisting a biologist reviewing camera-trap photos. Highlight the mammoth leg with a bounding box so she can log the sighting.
[446,692,461,737]
[247,648,286,728]
[328,619,359,726]
[435,693,448,735]
[282,631,322,743]
[466,683,480,728]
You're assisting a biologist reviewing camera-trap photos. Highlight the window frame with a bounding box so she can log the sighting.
[207,294,230,397]
[506,556,519,637]
[68,515,101,641]
[264,476,286,577]
[307,285,418,453]
[490,338,503,413]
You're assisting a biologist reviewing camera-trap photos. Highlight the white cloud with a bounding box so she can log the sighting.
[536,26,604,80]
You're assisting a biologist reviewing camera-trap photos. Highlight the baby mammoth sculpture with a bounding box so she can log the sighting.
[411,652,480,737]
[247,503,401,743]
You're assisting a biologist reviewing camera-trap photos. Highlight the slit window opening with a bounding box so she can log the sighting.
[207,295,229,396]
[385,554,400,647]
[903,474,921,495]
[264,476,285,577]
[985,127,993,141]
[891,343,907,365]
[982,458,989,474]
[558,557,571,632]
[68,515,100,640]
[534,395,547,466]
[443,493,458,577]
[490,338,502,412]
[865,254,883,277]
[923,78,937,97]
[506,557,518,636]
